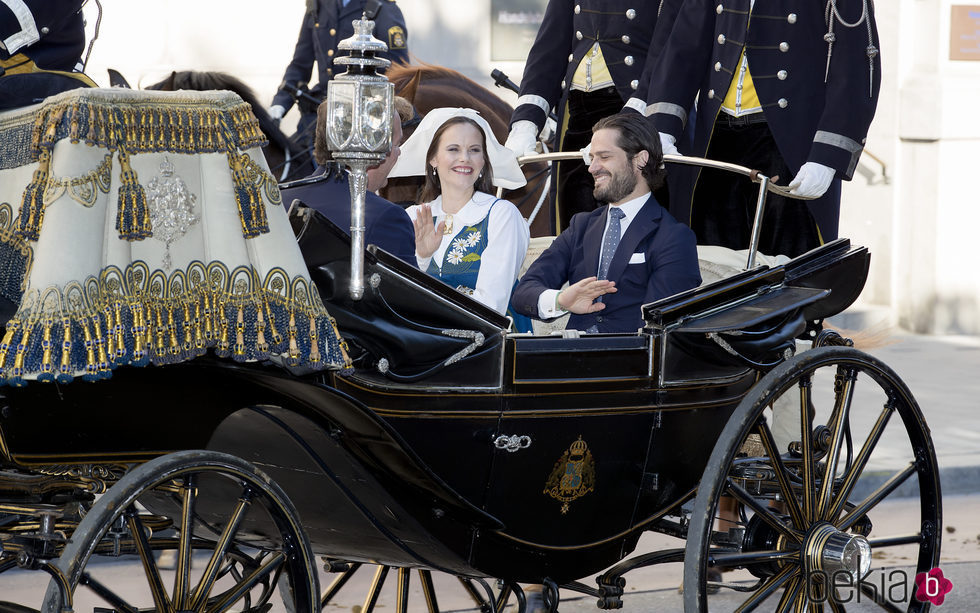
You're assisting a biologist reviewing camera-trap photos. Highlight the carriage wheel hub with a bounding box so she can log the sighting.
[803,523,872,580]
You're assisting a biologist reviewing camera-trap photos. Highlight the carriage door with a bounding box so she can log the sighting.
[483,334,660,549]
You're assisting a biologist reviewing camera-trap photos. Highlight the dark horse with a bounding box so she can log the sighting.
[147,70,314,183]
[383,62,551,238]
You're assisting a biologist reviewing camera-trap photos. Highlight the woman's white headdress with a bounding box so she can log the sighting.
[388,107,527,189]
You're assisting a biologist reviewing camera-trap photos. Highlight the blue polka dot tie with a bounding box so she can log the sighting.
[598,207,625,281]
[587,207,625,333]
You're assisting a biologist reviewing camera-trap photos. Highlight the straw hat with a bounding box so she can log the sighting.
[388,107,527,189]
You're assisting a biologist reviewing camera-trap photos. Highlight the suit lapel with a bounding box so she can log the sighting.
[606,196,663,283]
[582,208,608,278]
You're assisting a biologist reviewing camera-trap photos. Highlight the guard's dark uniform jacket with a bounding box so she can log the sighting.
[510,0,663,130]
[1,0,85,70]
[646,0,881,240]
[1,0,94,110]
[272,0,409,112]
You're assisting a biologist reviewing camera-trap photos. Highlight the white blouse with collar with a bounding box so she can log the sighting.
[407,191,529,315]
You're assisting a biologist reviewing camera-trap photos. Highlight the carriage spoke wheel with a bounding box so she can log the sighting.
[685,346,942,612]
[41,450,319,613]
[319,562,523,613]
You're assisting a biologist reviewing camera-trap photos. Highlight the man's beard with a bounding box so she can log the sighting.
[593,169,638,204]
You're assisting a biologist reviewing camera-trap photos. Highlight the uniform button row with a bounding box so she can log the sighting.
[570,7,638,19]
[715,4,797,23]
[712,62,788,80]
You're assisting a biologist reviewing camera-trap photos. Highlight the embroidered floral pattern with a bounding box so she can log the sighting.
[446,230,483,266]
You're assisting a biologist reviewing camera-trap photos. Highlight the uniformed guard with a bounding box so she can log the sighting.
[645,0,881,258]
[0,0,96,110]
[268,0,409,123]
[504,1,668,233]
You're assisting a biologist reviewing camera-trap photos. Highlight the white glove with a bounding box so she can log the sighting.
[659,132,679,156]
[788,162,835,198]
[268,104,286,122]
[504,120,539,157]
[580,142,592,165]
[540,117,557,145]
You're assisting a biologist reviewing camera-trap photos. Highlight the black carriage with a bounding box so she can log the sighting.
[0,89,941,613]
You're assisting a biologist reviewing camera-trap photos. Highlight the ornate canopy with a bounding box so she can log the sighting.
[0,87,350,385]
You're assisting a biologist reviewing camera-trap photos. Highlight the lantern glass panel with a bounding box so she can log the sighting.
[327,82,355,150]
[360,84,389,151]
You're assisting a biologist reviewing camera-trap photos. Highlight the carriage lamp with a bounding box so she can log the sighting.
[325,15,394,300]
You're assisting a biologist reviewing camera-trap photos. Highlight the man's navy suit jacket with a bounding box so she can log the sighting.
[512,195,701,333]
[280,167,416,266]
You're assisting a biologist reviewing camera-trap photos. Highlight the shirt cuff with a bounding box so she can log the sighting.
[537,288,565,319]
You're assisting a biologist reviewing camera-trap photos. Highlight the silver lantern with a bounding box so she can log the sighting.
[325,15,394,300]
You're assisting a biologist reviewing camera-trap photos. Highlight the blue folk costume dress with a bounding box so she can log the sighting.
[409,193,532,333]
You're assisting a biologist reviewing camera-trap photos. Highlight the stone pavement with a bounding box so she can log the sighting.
[841,328,980,491]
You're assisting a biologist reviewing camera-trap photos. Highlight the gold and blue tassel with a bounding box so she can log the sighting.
[115,149,152,241]
[308,312,321,367]
[130,301,148,366]
[286,308,300,366]
[57,315,74,383]
[0,319,19,385]
[37,316,56,382]
[16,149,52,241]
[228,151,269,238]
[233,304,246,360]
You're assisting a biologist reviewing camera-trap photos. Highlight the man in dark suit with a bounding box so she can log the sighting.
[512,113,700,334]
[280,98,416,266]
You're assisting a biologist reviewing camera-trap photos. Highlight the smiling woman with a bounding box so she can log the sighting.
[389,107,531,330]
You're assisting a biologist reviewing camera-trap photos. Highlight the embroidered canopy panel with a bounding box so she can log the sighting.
[0,88,350,386]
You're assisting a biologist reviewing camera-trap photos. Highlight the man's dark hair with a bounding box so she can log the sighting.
[592,113,666,192]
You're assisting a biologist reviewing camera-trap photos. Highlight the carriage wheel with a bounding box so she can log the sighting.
[41,450,319,613]
[684,346,942,612]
